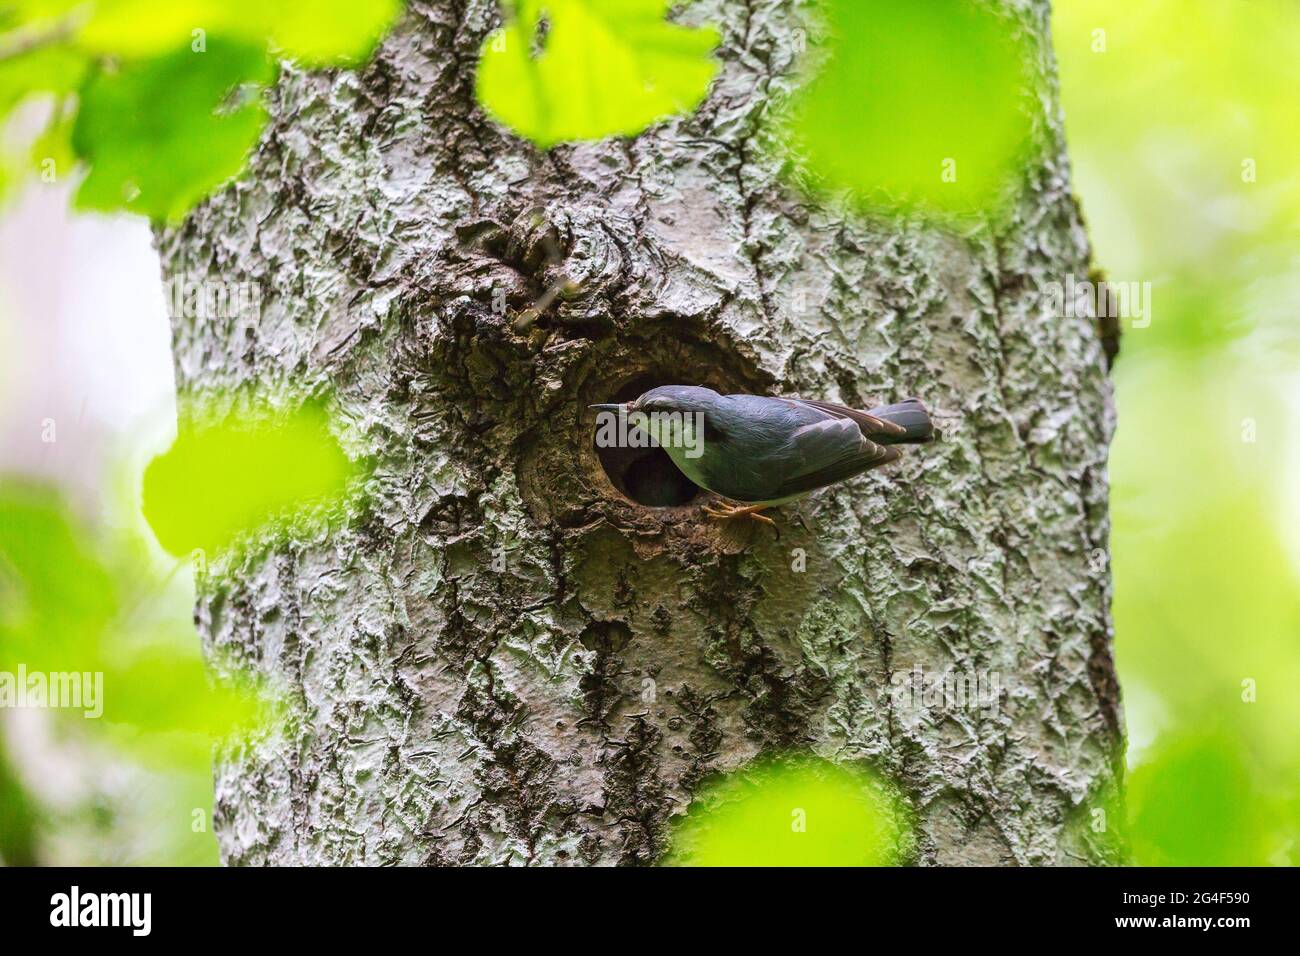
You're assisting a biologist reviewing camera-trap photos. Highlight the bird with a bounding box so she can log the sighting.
[590,385,934,529]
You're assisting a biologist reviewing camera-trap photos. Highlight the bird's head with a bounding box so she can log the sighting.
[589,384,721,417]
[589,385,721,457]
[633,385,721,416]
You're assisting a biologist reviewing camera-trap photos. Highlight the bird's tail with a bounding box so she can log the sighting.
[868,398,936,444]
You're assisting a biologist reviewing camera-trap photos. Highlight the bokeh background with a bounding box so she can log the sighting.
[1,0,1297,865]
[1055,0,1300,865]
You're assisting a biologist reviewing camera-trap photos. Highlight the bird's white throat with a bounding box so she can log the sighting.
[593,409,705,460]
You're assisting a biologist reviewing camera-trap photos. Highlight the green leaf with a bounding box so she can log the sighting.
[71,39,273,221]
[0,480,263,771]
[1128,733,1280,866]
[0,43,87,113]
[0,482,117,662]
[142,398,358,556]
[78,0,404,64]
[76,0,226,57]
[0,0,84,35]
[1,1,404,217]
[786,0,1035,218]
[476,0,720,147]
[666,758,904,866]
[250,0,405,65]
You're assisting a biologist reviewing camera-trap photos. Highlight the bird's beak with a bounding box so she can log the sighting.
[588,403,625,413]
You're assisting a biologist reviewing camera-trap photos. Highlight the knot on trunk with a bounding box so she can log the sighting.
[503,205,626,334]
[426,202,727,340]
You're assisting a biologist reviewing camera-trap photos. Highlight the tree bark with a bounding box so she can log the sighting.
[157,0,1124,865]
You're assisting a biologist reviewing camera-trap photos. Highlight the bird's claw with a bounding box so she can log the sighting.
[702,501,778,530]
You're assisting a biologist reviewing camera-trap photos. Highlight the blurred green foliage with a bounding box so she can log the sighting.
[0,388,360,863]
[3,0,724,215]
[1126,732,1278,867]
[786,0,1034,218]
[0,734,39,866]
[0,479,264,864]
[71,0,402,63]
[1057,0,1300,360]
[0,0,403,217]
[72,38,273,221]
[142,396,358,557]
[0,481,261,743]
[666,758,904,866]
[1056,0,1300,865]
[476,0,719,147]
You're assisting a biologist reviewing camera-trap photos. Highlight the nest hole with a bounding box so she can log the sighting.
[593,374,701,508]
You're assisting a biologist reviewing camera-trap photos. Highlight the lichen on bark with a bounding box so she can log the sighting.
[157,0,1124,865]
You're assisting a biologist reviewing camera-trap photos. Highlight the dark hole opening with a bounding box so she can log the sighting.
[592,375,701,508]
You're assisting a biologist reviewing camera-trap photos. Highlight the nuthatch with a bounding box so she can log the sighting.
[590,385,934,528]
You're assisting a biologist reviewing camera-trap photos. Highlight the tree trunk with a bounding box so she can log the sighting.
[157,0,1123,865]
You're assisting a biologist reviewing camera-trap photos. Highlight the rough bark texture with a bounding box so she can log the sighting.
[157,0,1124,865]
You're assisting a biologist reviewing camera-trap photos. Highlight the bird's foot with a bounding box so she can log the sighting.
[702,501,777,530]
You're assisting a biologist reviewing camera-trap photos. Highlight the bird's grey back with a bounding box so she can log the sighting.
[694,394,855,502]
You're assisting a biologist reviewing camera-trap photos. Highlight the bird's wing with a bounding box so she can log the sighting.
[768,416,900,499]
[782,398,909,441]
